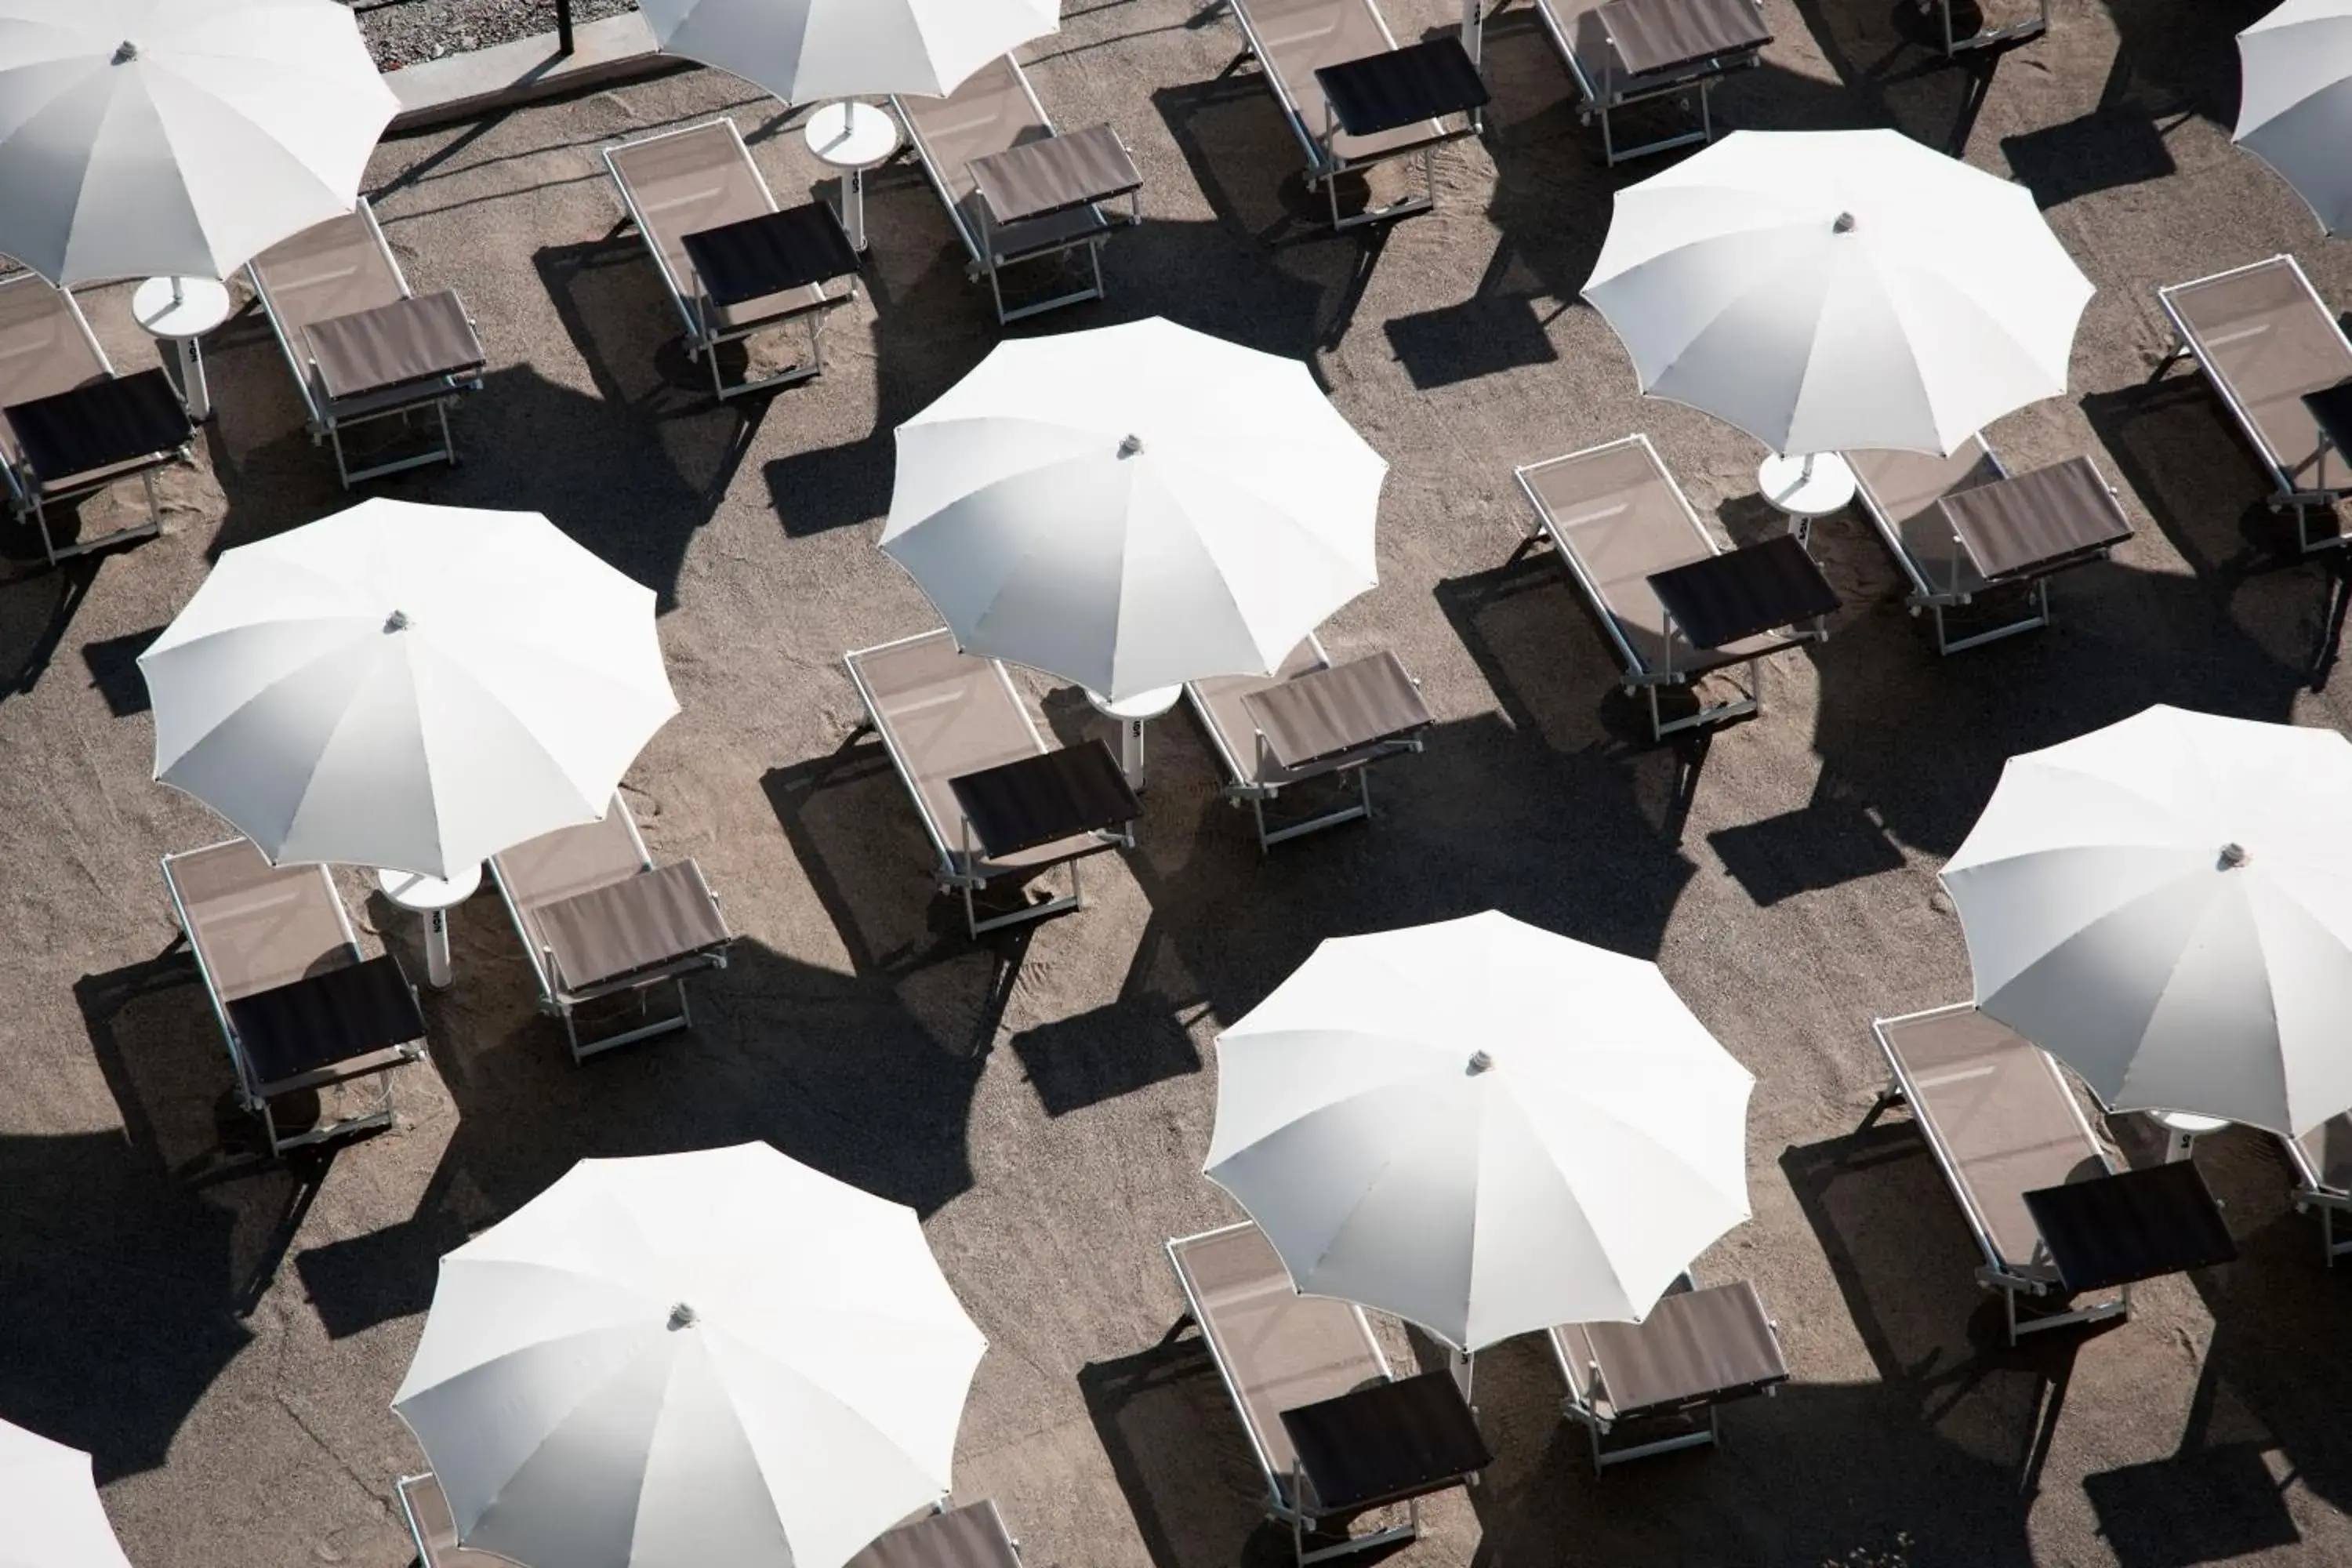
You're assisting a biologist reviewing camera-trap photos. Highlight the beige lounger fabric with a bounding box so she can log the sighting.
[2295,1116,2352,1196]
[1551,1279,1784,1418]
[169,840,351,1003]
[900,56,1107,261]
[2167,257,2352,497]
[1848,443,2006,596]
[1190,640,1335,789]
[1244,0,1446,164]
[846,1500,1022,1568]
[0,274,105,471]
[608,123,840,331]
[397,1475,507,1568]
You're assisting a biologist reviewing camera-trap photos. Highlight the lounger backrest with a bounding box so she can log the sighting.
[848,631,1047,850]
[249,206,406,344]
[491,798,650,957]
[0,273,107,410]
[396,1475,507,1568]
[1169,1223,1386,1499]
[1520,437,1727,675]
[2165,257,2352,496]
[608,122,774,307]
[846,1499,1022,1568]
[1188,637,1330,786]
[165,840,355,1002]
[1540,0,1762,84]
[1241,0,1441,162]
[1878,1007,2109,1279]
[1848,440,2006,594]
[902,55,1049,220]
[2292,1114,2352,1197]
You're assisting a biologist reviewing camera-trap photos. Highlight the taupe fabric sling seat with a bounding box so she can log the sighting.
[161,839,428,1157]
[1187,636,1432,851]
[1549,1274,1788,1469]
[891,54,1142,325]
[2281,1116,2352,1266]
[2158,254,2352,554]
[247,199,486,488]
[0,272,191,568]
[1225,0,1484,230]
[1515,434,1835,742]
[1869,1004,2128,1345]
[1916,0,2047,55]
[845,628,1138,939]
[488,796,731,1062]
[604,118,858,401]
[1169,1221,1474,1565]
[1516,0,1769,164]
[848,1500,1025,1568]
[394,1474,508,1568]
[1848,442,2132,655]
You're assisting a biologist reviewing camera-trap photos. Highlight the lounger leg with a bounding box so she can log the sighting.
[1646,684,1663,742]
[436,402,457,468]
[31,494,56,568]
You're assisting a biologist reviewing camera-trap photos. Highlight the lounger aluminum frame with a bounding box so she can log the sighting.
[604,118,857,401]
[487,798,732,1064]
[1225,0,1478,231]
[1917,0,2047,54]
[161,840,428,1157]
[891,56,1140,325]
[246,199,485,488]
[1512,0,1766,164]
[845,628,1135,940]
[2157,254,2352,555]
[2280,1120,2352,1267]
[1516,433,1830,742]
[1167,1221,1426,1565]
[1870,1003,2129,1345]
[1547,1271,1786,1470]
[0,272,187,568]
[1185,635,1427,852]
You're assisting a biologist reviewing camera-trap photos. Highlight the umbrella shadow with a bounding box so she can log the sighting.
[1783,0,2027,155]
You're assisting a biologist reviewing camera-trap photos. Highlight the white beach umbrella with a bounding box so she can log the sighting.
[1582,128,2093,457]
[2234,0,2352,234]
[883,318,1385,702]
[0,0,395,285]
[0,1418,133,1568]
[1204,910,1755,1352]
[1942,705,2352,1137]
[139,499,677,879]
[393,1143,987,1568]
[637,0,1056,101]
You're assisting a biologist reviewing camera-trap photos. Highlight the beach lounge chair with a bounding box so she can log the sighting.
[844,629,1141,940]
[604,118,861,401]
[2157,254,2352,554]
[1846,441,2133,655]
[487,796,732,1063]
[2281,1116,2352,1267]
[1515,434,1840,742]
[1185,635,1433,851]
[1167,1221,1490,1564]
[246,200,488,488]
[1517,0,1770,164]
[1225,0,1489,231]
[848,1499,1025,1567]
[1915,0,2047,55]
[161,839,429,1157]
[1548,1272,1788,1469]
[394,1474,508,1568]
[891,55,1143,324]
[0,272,191,568]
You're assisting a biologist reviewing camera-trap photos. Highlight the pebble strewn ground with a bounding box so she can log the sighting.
[350,0,636,70]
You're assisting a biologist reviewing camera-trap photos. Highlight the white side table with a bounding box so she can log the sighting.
[132,276,234,421]
[804,100,902,252]
[1757,452,1857,545]
[377,863,483,990]
[1085,684,1183,790]
[2149,1108,2230,1164]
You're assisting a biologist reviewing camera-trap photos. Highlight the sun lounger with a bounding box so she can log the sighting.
[849,1499,1025,1568]
[844,629,1140,940]
[1186,635,1433,851]
[2280,1116,2352,1266]
[2157,254,2352,554]
[394,1474,510,1568]
[487,796,732,1063]
[1167,1221,1489,1564]
[1225,0,1489,231]
[1549,1272,1787,1469]
[0,272,191,568]
[604,118,861,401]
[1515,434,1839,742]
[1516,0,1769,164]
[1847,441,2132,655]
[891,55,1142,324]
[246,200,487,488]
[161,839,428,1157]
[1915,0,2046,55]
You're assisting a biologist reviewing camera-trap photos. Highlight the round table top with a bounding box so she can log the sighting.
[1085,684,1184,720]
[132,275,234,339]
[804,100,902,170]
[2148,1108,2231,1135]
[376,862,484,912]
[1756,452,1857,518]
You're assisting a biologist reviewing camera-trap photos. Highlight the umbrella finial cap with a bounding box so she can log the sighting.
[668,1302,697,1330]
[113,40,138,64]
[2220,842,2249,869]
[1467,1049,1493,1075]
[1833,212,1857,234]
[1117,434,1144,459]
[383,609,410,633]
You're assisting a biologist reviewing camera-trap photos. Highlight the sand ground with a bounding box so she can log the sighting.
[6,1,2352,1563]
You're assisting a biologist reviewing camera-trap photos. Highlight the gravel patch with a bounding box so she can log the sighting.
[350,0,637,70]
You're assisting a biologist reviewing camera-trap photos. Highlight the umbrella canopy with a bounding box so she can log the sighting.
[882,317,1385,702]
[637,0,1055,101]
[1204,910,1755,1352]
[2234,0,2352,234]
[0,0,395,285]
[1942,705,2352,1136]
[393,1142,988,1568]
[0,1417,133,1568]
[139,499,677,878]
[1582,128,2093,457]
